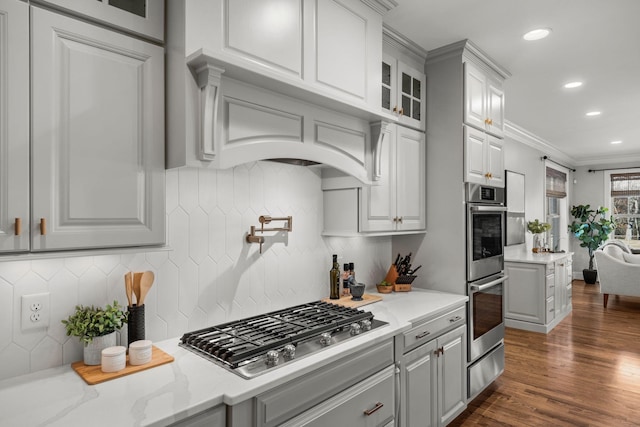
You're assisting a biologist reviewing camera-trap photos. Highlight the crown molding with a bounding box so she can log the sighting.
[383,24,428,64]
[504,121,575,166]
[426,39,511,80]
[361,0,398,15]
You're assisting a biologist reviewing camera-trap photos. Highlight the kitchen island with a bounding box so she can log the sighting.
[504,250,573,333]
[0,289,467,427]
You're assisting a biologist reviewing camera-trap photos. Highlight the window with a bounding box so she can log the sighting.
[606,170,640,248]
[545,165,569,252]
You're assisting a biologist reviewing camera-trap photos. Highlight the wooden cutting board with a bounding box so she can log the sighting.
[322,293,382,308]
[71,346,174,385]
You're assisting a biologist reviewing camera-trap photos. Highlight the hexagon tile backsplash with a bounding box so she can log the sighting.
[0,161,392,380]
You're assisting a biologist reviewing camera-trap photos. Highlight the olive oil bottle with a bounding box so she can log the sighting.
[329,254,340,299]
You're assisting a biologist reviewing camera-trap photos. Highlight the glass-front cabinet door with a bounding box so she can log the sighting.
[36,0,164,41]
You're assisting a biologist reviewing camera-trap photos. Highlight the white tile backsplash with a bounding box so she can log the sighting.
[0,161,391,380]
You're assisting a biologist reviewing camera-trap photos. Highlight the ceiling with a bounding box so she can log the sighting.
[383,0,640,166]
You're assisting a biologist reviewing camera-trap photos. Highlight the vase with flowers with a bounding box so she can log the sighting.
[527,219,552,253]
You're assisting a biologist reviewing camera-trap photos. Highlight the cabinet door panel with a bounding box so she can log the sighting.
[315,0,366,99]
[487,81,504,137]
[397,62,425,129]
[227,0,302,76]
[486,135,504,187]
[438,325,466,426]
[463,62,487,132]
[38,0,164,41]
[360,124,395,232]
[505,263,546,323]
[404,341,437,427]
[463,125,486,185]
[396,127,425,231]
[31,7,164,251]
[0,0,29,253]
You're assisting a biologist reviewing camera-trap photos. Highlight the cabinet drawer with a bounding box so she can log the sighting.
[546,274,555,298]
[256,339,394,427]
[403,306,465,351]
[546,297,555,323]
[280,365,395,427]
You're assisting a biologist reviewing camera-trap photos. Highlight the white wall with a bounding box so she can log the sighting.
[0,162,391,381]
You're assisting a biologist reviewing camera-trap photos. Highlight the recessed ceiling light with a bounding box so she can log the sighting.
[585,111,601,116]
[611,140,622,145]
[564,81,583,89]
[523,28,552,41]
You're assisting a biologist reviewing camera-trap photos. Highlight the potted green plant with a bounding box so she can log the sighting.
[62,301,127,365]
[568,205,614,284]
[527,219,552,253]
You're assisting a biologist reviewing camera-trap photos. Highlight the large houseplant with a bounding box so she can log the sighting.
[62,301,127,365]
[568,205,614,284]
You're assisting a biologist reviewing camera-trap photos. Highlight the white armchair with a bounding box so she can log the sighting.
[594,243,640,308]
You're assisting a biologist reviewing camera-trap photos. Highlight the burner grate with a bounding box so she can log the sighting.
[179,301,377,368]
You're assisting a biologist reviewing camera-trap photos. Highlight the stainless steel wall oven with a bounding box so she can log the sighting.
[465,183,507,400]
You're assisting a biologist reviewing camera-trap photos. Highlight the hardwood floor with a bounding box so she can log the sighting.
[450,281,640,426]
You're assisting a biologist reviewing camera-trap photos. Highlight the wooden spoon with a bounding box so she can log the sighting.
[138,271,155,305]
[133,272,143,305]
[124,272,133,307]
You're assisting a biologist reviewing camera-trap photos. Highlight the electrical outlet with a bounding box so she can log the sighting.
[21,293,50,331]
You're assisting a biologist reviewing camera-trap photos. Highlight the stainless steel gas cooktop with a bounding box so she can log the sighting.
[179,301,387,379]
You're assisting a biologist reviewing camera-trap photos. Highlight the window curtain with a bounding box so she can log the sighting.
[546,167,567,198]
[610,172,640,197]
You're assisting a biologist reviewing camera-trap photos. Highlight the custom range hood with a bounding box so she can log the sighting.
[165,0,397,185]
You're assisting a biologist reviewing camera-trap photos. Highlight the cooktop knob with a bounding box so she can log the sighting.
[360,319,372,331]
[265,350,279,367]
[350,323,362,336]
[283,344,296,360]
[320,332,332,346]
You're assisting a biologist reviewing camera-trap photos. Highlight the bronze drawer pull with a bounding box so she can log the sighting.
[415,330,431,339]
[364,402,384,416]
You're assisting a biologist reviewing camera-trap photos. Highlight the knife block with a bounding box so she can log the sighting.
[127,304,145,347]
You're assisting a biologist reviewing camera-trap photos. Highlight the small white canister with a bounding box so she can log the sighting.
[101,346,126,373]
[129,340,153,365]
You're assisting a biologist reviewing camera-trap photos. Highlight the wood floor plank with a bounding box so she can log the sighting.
[449,281,640,426]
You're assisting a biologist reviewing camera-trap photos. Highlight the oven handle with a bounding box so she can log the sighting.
[470,275,508,292]
[469,205,508,212]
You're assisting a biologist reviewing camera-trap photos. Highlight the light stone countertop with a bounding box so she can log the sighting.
[0,289,467,427]
[505,250,573,264]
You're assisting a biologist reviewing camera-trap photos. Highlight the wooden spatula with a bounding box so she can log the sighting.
[138,271,155,305]
[124,272,133,307]
[133,272,143,305]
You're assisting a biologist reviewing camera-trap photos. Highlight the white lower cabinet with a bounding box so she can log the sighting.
[170,405,225,426]
[399,307,467,427]
[505,254,573,333]
[280,365,395,427]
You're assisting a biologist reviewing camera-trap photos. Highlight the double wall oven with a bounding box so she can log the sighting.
[465,183,507,399]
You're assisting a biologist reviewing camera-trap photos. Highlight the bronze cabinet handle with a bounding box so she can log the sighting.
[15,218,21,236]
[40,218,47,235]
[363,402,384,416]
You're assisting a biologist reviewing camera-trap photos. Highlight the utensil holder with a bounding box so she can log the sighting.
[127,304,145,347]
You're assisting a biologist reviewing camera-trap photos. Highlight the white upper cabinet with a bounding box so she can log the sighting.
[166,0,394,172]
[28,6,165,251]
[464,61,505,138]
[178,0,387,114]
[34,0,164,41]
[464,126,504,187]
[322,123,426,236]
[382,27,427,130]
[0,0,29,253]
